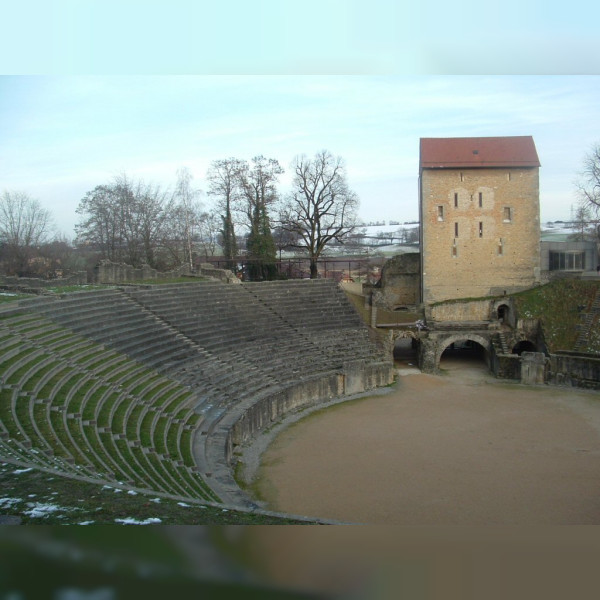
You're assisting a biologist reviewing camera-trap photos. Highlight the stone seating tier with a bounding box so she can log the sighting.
[0,280,389,506]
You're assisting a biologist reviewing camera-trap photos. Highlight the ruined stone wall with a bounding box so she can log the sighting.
[547,352,600,390]
[371,253,420,309]
[0,272,87,290]
[94,260,238,285]
[420,167,541,304]
[197,263,240,284]
[427,298,492,322]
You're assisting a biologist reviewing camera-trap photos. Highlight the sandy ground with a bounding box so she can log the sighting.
[248,358,600,525]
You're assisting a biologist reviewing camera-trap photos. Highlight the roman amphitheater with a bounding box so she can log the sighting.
[1,136,599,524]
[0,279,393,517]
[1,272,599,525]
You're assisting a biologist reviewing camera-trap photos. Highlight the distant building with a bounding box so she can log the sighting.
[419,136,541,304]
[540,235,598,277]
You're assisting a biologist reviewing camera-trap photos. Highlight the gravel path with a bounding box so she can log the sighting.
[248,360,600,525]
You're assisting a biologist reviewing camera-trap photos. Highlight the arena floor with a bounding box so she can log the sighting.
[252,358,600,525]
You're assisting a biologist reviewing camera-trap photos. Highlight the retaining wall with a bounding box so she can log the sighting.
[202,360,394,506]
[94,260,238,284]
[547,352,600,390]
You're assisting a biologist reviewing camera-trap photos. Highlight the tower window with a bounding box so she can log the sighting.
[454,222,459,237]
[454,192,458,208]
[503,207,512,222]
[498,238,503,255]
[437,206,444,221]
[460,172,464,182]
[452,240,457,257]
[479,222,483,237]
[478,192,483,207]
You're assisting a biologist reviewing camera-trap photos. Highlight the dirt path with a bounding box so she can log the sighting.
[251,361,600,525]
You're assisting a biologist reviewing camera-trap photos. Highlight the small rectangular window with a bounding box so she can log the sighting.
[507,172,511,181]
[454,222,459,237]
[498,239,503,255]
[452,240,457,257]
[437,206,444,221]
[454,193,458,208]
[479,222,483,237]
[478,192,483,208]
[460,172,464,182]
[503,207,512,222]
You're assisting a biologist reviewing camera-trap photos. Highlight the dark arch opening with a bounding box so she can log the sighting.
[497,304,510,322]
[440,338,488,370]
[393,336,419,367]
[512,340,537,355]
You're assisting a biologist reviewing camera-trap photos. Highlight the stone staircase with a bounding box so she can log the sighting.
[573,288,600,353]
[496,331,511,354]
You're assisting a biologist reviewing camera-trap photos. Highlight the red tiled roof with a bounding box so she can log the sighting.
[420,136,540,169]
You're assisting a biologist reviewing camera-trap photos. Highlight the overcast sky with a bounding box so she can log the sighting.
[1,1,599,238]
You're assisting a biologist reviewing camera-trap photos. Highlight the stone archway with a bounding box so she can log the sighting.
[390,329,420,366]
[436,333,491,371]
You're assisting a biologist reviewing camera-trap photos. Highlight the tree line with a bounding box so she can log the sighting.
[0,150,360,280]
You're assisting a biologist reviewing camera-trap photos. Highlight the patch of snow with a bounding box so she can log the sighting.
[114,517,162,525]
[78,521,95,525]
[150,498,161,503]
[23,502,63,518]
[0,497,22,509]
[177,502,190,507]
[127,490,137,495]
[12,467,33,474]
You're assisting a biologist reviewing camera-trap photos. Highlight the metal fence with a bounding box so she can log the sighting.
[199,256,384,282]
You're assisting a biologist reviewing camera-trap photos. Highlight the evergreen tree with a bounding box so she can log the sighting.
[238,156,283,281]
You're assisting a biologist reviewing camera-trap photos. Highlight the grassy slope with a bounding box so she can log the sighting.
[0,460,314,525]
[513,279,600,353]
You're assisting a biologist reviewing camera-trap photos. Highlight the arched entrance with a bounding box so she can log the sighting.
[437,334,491,372]
[512,340,537,355]
[392,330,419,368]
[497,304,510,323]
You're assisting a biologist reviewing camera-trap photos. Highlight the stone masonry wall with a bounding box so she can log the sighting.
[94,260,238,284]
[547,352,600,390]
[0,272,87,290]
[428,298,492,322]
[421,167,541,304]
[371,252,420,309]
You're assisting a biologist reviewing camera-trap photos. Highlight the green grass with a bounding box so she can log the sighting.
[0,292,31,303]
[513,279,600,352]
[0,462,315,525]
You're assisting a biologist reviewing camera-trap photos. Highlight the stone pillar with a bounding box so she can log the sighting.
[520,352,546,385]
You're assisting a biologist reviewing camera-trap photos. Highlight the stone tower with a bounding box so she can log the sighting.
[419,136,541,305]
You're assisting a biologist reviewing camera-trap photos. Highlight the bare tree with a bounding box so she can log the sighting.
[197,209,219,261]
[569,203,594,242]
[76,175,170,269]
[206,158,244,270]
[174,167,200,271]
[279,151,359,279]
[575,143,600,216]
[0,190,53,275]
